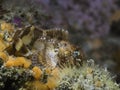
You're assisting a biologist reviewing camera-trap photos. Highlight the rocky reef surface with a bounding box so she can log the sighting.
[0,0,120,90]
[0,21,119,90]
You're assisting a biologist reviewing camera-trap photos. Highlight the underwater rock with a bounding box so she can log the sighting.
[0,21,119,90]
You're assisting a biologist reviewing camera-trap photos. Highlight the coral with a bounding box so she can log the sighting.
[45,68,52,75]
[56,60,120,90]
[0,67,33,90]
[0,52,8,62]
[0,38,7,51]
[46,68,59,89]
[5,59,14,68]
[0,19,119,90]
[1,0,118,38]
[25,67,59,90]
[32,66,42,80]
[4,56,31,68]
[14,57,31,68]
[0,21,14,32]
[46,76,57,89]
[25,80,49,90]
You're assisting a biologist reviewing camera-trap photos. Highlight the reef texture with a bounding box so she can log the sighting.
[0,20,119,90]
[0,0,120,90]
[1,0,118,38]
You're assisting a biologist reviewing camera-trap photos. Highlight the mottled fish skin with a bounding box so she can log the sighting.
[6,26,83,67]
